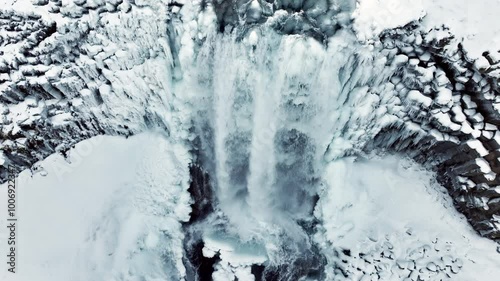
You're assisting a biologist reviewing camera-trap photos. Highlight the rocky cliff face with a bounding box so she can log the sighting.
[1,0,500,250]
[371,23,500,241]
[0,0,187,180]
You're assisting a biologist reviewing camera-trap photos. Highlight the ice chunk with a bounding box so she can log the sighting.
[435,88,453,106]
[407,90,432,107]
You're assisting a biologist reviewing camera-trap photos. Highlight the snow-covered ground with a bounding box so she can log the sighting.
[353,0,500,58]
[315,156,500,280]
[0,132,192,281]
[2,133,499,280]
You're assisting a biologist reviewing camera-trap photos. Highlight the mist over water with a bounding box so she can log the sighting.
[171,1,404,276]
[180,19,399,278]
[197,30,334,226]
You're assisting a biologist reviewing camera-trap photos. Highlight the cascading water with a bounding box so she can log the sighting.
[180,16,399,278]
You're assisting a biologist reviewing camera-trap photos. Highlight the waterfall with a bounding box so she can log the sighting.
[193,28,387,217]
[181,17,398,278]
[198,29,330,229]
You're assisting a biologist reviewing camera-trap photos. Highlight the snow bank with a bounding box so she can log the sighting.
[353,0,500,58]
[315,155,500,280]
[353,0,426,41]
[0,132,192,281]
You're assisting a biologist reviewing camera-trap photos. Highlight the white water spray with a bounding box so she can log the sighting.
[187,26,397,235]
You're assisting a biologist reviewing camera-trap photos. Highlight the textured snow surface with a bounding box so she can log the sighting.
[0,132,192,281]
[2,138,500,280]
[315,156,500,280]
[353,0,500,58]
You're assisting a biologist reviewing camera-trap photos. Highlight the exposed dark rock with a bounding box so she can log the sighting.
[187,164,215,224]
[372,23,500,240]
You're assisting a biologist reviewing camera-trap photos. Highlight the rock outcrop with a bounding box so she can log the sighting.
[0,0,188,179]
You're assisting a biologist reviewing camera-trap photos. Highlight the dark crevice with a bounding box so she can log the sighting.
[187,163,214,224]
[251,264,265,281]
[184,240,220,281]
